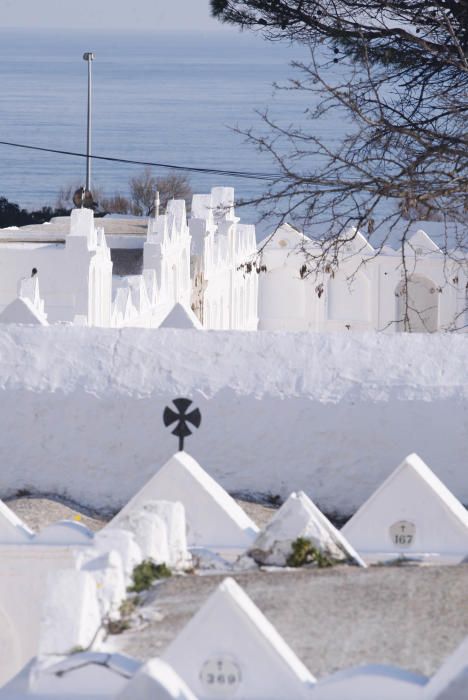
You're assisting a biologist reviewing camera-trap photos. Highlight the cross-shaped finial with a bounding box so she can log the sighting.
[163,398,202,452]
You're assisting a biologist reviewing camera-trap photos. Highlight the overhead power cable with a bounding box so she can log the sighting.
[0,140,280,182]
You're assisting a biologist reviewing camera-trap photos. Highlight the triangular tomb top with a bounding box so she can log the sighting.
[158,303,203,329]
[162,577,316,700]
[111,452,259,550]
[250,491,365,567]
[0,297,47,325]
[341,454,468,560]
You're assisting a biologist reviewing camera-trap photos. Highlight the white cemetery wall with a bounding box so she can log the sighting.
[257,228,466,333]
[0,326,465,518]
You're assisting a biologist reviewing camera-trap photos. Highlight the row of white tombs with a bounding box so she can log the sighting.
[1,451,468,698]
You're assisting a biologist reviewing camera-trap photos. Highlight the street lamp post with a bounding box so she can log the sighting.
[83,52,95,194]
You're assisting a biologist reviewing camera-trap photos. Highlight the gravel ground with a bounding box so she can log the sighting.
[7,496,468,680]
[114,565,468,680]
[5,495,276,532]
[5,495,107,532]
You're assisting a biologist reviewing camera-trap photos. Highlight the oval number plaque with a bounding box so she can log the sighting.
[389,520,416,548]
[200,657,242,697]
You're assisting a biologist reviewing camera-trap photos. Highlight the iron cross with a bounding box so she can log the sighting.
[163,398,202,452]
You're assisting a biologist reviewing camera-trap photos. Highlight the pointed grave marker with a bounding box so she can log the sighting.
[249,491,365,567]
[110,452,258,554]
[158,302,203,329]
[341,453,468,564]
[162,577,316,700]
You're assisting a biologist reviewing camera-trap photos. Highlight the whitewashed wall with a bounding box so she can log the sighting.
[258,225,468,333]
[0,327,465,517]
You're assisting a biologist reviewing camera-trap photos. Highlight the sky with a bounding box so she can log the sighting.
[0,0,228,31]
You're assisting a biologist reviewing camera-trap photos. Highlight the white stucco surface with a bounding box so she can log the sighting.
[0,327,466,517]
[117,658,197,700]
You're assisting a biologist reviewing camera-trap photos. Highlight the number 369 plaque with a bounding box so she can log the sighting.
[200,656,242,697]
[389,520,416,548]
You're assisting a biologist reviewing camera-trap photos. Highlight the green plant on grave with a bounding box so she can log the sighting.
[286,537,334,569]
[128,560,172,593]
[69,645,86,655]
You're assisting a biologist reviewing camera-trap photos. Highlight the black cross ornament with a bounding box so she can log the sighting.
[163,398,202,452]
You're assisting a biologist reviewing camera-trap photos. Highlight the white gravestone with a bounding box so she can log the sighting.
[162,577,316,700]
[341,453,468,564]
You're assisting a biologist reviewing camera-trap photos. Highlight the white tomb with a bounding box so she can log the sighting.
[0,275,48,326]
[107,499,190,570]
[0,298,47,325]
[108,509,171,564]
[38,570,102,657]
[312,665,427,700]
[248,491,365,567]
[0,499,139,685]
[341,453,468,564]
[162,577,316,700]
[0,653,140,698]
[257,224,466,334]
[113,451,259,557]
[137,500,191,569]
[423,636,468,699]
[117,658,197,700]
[79,550,127,619]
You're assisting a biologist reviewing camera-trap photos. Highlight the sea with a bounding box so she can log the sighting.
[0,27,324,232]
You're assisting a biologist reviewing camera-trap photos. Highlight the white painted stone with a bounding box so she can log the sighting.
[137,500,191,569]
[38,570,102,656]
[249,491,365,567]
[312,665,427,699]
[341,454,468,564]
[110,510,170,564]
[0,515,132,686]
[114,452,259,555]
[158,302,203,329]
[79,550,127,618]
[1,653,140,698]
[424,636,468,699]
[163,577,316,700]
[117,658,197,700]
[93,528,142,581]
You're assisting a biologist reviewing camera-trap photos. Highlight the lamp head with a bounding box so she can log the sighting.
[83,52,95,61]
